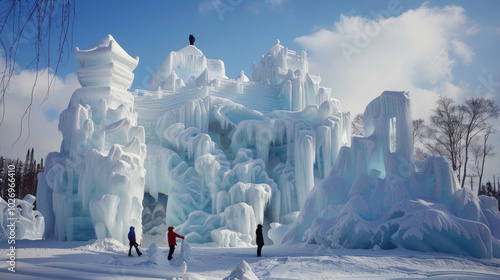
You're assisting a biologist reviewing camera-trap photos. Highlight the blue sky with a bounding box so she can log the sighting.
[37,0,500,90]
[1,0,499,181]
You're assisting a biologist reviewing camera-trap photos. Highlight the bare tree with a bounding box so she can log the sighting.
[412,119,425,143]
[423,97,464,182]
[414,147,429,161]
[474,128,496,190]
[471,142,483,177]
[460,97,500,188]
[351,113,364,136]
[0,0,76,142]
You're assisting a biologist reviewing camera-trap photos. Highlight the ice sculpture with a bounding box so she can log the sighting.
[281,91,500,258]
[37,35,146,244]
[147,242,168,266]
[134,39,350,247]
[36,37,348,247]
[0,195,44,240]
[149,45,227,90]
[36,35,500,258]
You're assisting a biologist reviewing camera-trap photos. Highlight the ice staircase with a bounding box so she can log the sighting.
[134,80,285,143]
[67,200,94,241]
[211,79,285,114]
[134,88,209,143]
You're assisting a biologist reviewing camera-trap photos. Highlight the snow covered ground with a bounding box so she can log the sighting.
[1,239,499,279]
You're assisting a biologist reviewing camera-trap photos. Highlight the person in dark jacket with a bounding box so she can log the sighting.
[256,224,264,257]
[167,226,185,260]
[128,226,142,256]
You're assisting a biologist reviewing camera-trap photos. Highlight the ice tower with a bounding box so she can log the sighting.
[37,35,146,243]
[252,39,331,111]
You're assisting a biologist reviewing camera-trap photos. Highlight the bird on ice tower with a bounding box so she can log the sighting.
[189,34,195,45]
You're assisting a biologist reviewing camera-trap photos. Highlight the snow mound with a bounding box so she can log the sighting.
[223,260,258,280]
[147,242,168,266]
[181,272,206,280]
[80,238,128,253]
[170,239,192,266]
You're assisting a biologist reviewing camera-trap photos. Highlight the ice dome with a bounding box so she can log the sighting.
[178,45,204,56]
[236,70,249,82]
[148,43,226,90]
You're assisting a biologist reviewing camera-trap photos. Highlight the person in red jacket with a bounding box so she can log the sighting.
[167,226,185,260]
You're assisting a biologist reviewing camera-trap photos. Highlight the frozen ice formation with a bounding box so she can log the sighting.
[134,38,350,247]
[223,260,258,280]
[281,92,500,258]
[147,242,168,266]
[0,195,44,240]
[149,45,227,90]
[37,35,146,244]
[170,239,192,266]
[36,35,500,258]
[37,36,349,246]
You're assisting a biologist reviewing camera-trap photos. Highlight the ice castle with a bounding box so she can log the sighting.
[37,35,349,245]
[36,35,500,258]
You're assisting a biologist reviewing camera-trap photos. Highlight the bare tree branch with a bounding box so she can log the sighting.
[460,97,500,188]
[351,113,364,137]
[0,0,76,145]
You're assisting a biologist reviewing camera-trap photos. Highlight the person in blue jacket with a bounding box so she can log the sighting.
[128,226,142,257]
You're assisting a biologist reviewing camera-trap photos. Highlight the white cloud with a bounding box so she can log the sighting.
[295,5,474,120]
[452,40,475,65]
[265,0,287,8]
[198,0,221,14]
[0,65,79,161]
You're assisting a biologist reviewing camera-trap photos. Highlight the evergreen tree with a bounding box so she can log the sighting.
[15,159,23,199]
[30,148,34,169]
[0,156,4,174]
[486,181,493,196]
[22,149,31,198]
[0,148,43,201]
[478,184,487,196]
